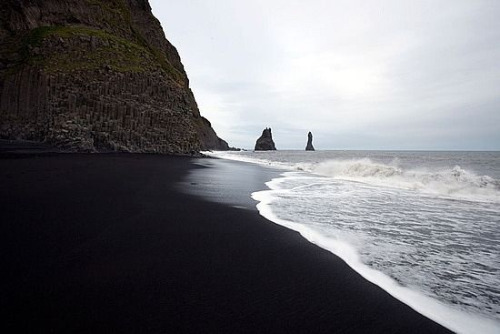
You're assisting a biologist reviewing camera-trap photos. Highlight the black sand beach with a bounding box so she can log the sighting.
[0,153,452,333]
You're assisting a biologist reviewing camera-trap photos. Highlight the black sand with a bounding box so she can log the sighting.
[0,153,452,333]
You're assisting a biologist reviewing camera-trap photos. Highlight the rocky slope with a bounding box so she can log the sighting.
[0,0,228,153]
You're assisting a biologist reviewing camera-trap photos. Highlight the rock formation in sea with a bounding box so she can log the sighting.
[0,0,228,153]
[254,127,276,151]
[305,131,315,151]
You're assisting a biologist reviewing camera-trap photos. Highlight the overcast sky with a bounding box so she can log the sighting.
[150,0,500,150]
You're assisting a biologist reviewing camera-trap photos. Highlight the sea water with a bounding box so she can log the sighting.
[206,150,500,334]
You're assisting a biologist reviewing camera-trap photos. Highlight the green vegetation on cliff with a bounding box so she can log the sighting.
[25,26,162,74]
[3,23,183,83]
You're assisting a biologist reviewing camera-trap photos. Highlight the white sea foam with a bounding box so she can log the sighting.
[203,151,294,170]
[312,158,500,203]
[252,175,500,334]
[207,150,500,332]
[205,151,500,203]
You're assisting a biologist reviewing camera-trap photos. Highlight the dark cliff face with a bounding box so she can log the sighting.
[0,0,228,152]
[255,127,276,151]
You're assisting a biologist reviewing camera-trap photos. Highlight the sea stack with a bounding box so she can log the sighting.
[305,132,315,151]
[0,0,228,153]
[255,128,276,151]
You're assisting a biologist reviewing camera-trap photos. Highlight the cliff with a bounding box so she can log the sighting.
[0,0,229,153]
[254,127,276,151]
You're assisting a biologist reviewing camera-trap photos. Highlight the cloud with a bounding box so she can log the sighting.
[151,0,500,150]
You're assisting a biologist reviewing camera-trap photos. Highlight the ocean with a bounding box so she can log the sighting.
[206,150,500,334]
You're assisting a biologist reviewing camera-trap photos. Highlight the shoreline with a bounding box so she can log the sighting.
[1,153,451,333]
[251,173,498,334]
[208,152,500,333]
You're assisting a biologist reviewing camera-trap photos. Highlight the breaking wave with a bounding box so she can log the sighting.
[207,150,500,332]
[312,158,500,203]
[205,151,500,203]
